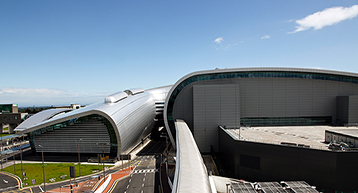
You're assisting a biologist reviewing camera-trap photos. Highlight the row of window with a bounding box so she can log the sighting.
[29,115,118,156]
[240,116,332,126]
[167,71,356,138]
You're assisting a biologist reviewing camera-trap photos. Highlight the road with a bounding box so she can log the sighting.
[109,155,158,193]
[108,140,165,193]
[0,172,19,192]
[29,139,165,193]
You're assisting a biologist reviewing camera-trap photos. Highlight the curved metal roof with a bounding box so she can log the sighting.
[14,86,174,156]
[15,108,73,132]
[163,67,358,146]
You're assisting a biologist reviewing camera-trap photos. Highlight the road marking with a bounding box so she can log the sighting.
[142,183,144,187]
[127,184,129,189]
[143,178,145,181]
[129,179,131,183]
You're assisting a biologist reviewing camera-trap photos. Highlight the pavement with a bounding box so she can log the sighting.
[0,171,21,192]
[0,138,166,193]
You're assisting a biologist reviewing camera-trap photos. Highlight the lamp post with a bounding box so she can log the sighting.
[38,145,46,193]
[0,130,2,171]
[20,136,24,183]
[77,139,82,177]
[96,143,109,180]
[12,139,16,175]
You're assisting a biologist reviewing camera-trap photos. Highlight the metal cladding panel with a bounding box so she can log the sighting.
[326,81,341,119]
[299,79,313,116]
[272,79,286,117]
[146,85,172,103]
[193,84,239,152]
[164,67,358,146]
[173,86,194,129]
[236,84,241,125]
[339,82,354,96]
[348,95,358,124]
[221,84,238,126]
[15,109,72,131]
[33,120,110,153]
[258,78,273,117]
[312,80,327,115]
[105,91,128,103]
[111,93,156,154]
[285,79,300,117]
[16,88,162,157]
[243,79,259,117]
[193,85,208,152]
[204,86,220,151]
[239,79,247,117]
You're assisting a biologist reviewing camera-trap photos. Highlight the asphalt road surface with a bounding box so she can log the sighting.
[110,155,158,193]
[108,140,165,193]
[0,172,19,192]
[27,139,165,193]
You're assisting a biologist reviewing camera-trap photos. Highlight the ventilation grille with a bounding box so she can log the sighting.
[34,119,111,153]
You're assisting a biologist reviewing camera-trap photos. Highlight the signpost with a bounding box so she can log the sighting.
[69,166,75,193]
[32,179,36,191]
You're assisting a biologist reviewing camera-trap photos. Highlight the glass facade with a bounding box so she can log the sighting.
[241,116,332,126]
[28,114,118,156]
[167,71,358,139]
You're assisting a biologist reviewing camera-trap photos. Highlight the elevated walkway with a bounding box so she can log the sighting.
[172,119,212,193]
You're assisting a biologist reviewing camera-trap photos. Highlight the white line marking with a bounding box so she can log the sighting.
[142,183,144,187]
[143,178,145,181]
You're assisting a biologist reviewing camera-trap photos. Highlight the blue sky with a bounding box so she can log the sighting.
[1,1,358,107]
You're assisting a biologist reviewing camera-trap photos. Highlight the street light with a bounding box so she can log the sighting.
[38,145,46,193]
[12,139,16,175]
[77,139,82,177]
[96,143,109,180]
[20,135,24,183]
[0,130,2,171]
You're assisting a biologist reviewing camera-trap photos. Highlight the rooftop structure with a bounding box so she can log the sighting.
[14,67,358,192]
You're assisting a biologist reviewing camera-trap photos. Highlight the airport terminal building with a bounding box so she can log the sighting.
[16,67,358,191]
[164,68,358,151]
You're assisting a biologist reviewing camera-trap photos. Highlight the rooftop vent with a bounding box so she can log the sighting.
[124,88,145,95]
[105,91,128,103]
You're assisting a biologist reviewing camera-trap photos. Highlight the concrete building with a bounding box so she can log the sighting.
[15,67,358,191]
[15,87,171,158]
[164,68,358,152]
[0,104,22,134]
[163,68,358,191]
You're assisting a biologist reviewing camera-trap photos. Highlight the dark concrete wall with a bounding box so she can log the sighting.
[336,96,349,124]
[218,128,358,192]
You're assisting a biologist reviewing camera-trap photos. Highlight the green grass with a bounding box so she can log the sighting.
[2,163,110,186]
[0,133,11,137]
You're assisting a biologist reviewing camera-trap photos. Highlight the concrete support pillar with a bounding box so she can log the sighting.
[9,124,16,134]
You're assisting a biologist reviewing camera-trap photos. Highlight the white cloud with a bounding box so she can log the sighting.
[0,87,106,107]
[290,5,358,33]
[214,37,224,44]
[0,88,66,95]
[261,35,270,39]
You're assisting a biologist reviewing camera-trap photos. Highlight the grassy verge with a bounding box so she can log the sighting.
[2,163,111,186]
[0,132,11,137]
